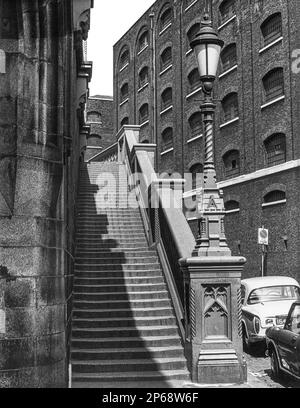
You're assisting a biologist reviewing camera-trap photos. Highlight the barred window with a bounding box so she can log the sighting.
[219,0,236,25]
[225,200,239,211]
[187,23,200,51]
[190,163,203,190]
[221,43,237,72]
[162,127,173,151]
[160,8,172,32]
[138,67,149,88]
[188,68,201,93]
[119,48,129,70]
[188,112,202,137]
[223,150,240,178]
[263,190,286,204]
[120,117,129,127]
[222,93,239,123]
[87,111,101,123]
[120,83,129,103]
[263,68,284,103]
[264,133,286,166]
[160,47,172,71]
[139,103,149,124]
[261,13,282,47]
[138,31,149,53]
[161,87,172,111]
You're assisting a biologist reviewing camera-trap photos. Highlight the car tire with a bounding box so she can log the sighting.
[270,349,282,380]
[242,326,251,352]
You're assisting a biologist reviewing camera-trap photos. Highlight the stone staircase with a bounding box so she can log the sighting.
[71,162,190,388]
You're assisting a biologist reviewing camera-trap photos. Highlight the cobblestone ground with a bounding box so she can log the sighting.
[244,344,300,389]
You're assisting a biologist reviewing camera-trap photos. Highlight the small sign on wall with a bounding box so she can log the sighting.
[0,309,5,334]
[258,228,269,245]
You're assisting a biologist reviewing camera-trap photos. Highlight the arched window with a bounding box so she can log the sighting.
[188,112,202,137]
[188,68,201,93]
[222,93,238,123]
[119,48,129,70]
[162,127,173,151]
[120,117,129,127]
[137,30,149,53]
[223,150,240,178]
[263,68,284,103]
[161,87,172,111]
[263,190,286,204]
[120,83,129,103]
[187,23,200,51]
[160,47,172,71]
[87,134,102,146]
[139,103,149,124]
[225,200,239,211]
[160,8,172,32]
[219,0,236,25]
[190,163,203,190]
[221,43,237,72]
[261,13,282,47]
[264,133,286,166]
[87,111,102,123]
[138,66,149,88]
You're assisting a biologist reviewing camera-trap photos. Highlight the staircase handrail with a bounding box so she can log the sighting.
[87,141,118,163]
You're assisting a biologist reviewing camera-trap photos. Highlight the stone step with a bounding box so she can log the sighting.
[73,270,164,278]
[71,346,184,361]
[75,249,155,257]
[73,306,174,319]
[74,276,164,285]
[71,335,182,349]
[74,263,161,271]
[72,379,189,389]
[72,357,187,373]
[72,315,176,328]
[73,290,169,301]
[75,244,150,250]
[73,283,166,293]
[75,257,157,265]
[73,298,172,309]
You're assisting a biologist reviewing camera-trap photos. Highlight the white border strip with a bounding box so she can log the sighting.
[262,199,286,208]
[259,37,283,54]
[187,134,203,144]
[218,15,237,31]
[219,65,238,79]
[220,117,239,129]
[261,95,285,110]
[218,160,300,189]
[161,147,174,156]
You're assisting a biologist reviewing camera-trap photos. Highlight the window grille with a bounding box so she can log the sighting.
[160,8,172,31]
[161,88,172,111]
[120,49,129,69]
[222,93,238,122]
[120,83,129,103]
[264,134,286,166]
[223,150,240,178]
[264,190,286,204]
[219,0,235,25]
[138,31,149,52]
[139,104,149,124]
[188,68,201,93]
[188,113,202,137]
[139,67,149,88]
[221,44,237,72]
[261,13,282,46]
[263,68,284,102]
[187,23,200,51]
[160,47,172,71]
[162,128,173,151]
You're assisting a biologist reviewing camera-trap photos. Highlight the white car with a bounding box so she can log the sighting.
[241,276,300,350]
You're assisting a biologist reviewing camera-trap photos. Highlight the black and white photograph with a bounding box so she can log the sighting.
[0,0,299,393]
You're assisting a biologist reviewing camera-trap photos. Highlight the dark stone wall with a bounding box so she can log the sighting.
[0,0,92,388]
[113,0,300,282]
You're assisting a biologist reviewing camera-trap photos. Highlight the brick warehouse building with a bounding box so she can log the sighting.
[84,95,114,162]
[113,0,300,281]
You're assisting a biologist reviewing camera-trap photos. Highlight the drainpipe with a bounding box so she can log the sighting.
[150,12,158,172]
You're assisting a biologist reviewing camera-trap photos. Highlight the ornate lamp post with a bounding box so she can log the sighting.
[179,4,247,384]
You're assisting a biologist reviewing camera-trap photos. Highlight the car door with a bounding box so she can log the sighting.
[276,302,300,376]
